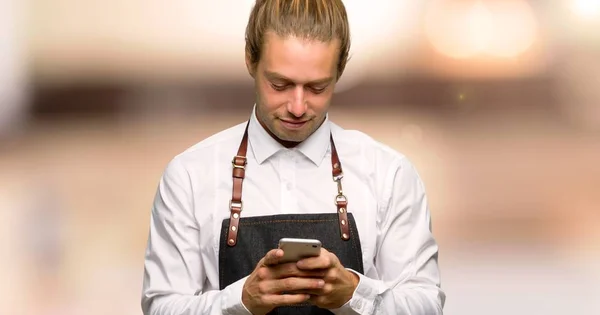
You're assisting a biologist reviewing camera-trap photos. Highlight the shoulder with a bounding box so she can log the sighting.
[329,121,424,196]
[330,123,428,213]
[330,121,408,169]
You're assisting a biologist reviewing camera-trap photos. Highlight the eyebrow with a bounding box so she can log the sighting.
[264,71,333,85]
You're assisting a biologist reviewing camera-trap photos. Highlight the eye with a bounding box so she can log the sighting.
[270,83,287,91]
[308,86,327,94]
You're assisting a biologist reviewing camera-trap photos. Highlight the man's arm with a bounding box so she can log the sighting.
[141,158,251,315]
[332,156,446,315]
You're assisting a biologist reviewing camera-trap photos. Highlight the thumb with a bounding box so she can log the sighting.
[261,248,284,266]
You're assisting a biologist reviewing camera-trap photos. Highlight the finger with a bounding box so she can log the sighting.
[291,282,333,296]
[284,288,323,296]
[271,262,327,279]
[261,293,311,306]
[267,277,325,294]
[254,263,325,282]
[262,249,284,266]
[296,250,334,270]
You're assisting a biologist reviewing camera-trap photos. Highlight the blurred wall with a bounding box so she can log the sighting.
[1,1,600,314]
[0,0,28,139]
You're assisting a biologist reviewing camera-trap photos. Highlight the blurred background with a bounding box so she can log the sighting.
[1,0,599,314]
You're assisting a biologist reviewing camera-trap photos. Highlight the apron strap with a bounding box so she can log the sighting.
[226,121,350,247]
[227,123,249,246]
[330,133,350,241]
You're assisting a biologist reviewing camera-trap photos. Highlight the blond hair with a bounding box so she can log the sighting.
[245,0,351,79]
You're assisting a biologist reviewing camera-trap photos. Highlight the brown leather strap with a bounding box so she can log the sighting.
[227,122,351,247]
[330,134,350,241]
[331,134,343,179]
[226,123,249,246]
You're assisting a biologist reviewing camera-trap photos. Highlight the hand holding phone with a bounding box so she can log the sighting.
[242,242,326,314]
[278,238,322,264]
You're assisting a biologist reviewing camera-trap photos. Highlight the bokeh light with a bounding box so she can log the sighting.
[485,0,538,58]
[425,0,537,59]
[570,0,600,19]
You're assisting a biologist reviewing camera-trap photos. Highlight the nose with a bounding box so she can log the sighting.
[287,86,307,118]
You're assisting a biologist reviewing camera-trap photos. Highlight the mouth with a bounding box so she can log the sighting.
[279,119,309,130]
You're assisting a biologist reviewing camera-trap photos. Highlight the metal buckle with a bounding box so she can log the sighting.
[334,194,347,205]
[335,180,343,195]
[229,200,243,210]
[232,155,247,169]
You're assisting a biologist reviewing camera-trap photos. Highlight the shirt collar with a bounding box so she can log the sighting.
[248,106,331,166]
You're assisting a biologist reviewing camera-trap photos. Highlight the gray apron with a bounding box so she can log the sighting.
[219,123,364,314]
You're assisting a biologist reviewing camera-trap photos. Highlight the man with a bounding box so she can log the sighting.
[141,0,445,314]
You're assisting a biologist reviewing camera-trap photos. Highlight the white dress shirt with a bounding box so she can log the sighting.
[142,107,445,315]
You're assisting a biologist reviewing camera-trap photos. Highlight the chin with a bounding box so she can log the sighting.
[274,130,308,143]
[277,133,304,142]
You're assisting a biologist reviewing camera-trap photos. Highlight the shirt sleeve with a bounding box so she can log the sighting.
[331,157,446,315]
[141,157,252,315]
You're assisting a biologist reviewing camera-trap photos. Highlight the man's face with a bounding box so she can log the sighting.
[249,32,339,145]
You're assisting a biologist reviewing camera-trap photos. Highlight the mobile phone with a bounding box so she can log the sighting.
[278,238,322,263]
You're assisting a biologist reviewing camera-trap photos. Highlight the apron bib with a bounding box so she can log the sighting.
[218,123,364,314]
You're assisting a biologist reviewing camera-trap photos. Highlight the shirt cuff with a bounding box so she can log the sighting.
[330,269,378,315]
[222,276,253,315]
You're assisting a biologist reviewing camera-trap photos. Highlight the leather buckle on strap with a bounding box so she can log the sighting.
[229,200,243,210]
[232,155,247,169]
